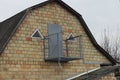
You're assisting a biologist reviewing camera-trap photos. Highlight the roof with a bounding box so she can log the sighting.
[69,66,119,80]
[0,0,117,64]
[0,10,28,53]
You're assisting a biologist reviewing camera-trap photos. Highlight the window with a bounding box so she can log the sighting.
[31,29,44,39]
[67,33,76,41]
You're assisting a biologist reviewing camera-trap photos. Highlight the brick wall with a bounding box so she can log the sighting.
[94,73,116,80]
[0,2,115,80]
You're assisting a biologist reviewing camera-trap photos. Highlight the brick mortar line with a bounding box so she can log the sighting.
[0,60,50,65]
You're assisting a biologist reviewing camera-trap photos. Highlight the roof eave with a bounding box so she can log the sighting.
[0,9,29,55]
[78,16,117,65]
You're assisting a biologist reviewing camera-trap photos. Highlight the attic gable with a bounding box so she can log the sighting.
[0,0,117,64]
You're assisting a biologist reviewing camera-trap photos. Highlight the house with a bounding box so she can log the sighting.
[0,0,119,80]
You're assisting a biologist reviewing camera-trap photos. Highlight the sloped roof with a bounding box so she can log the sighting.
[0,10,28,53]
[70,66,118,80]
[0,0,117,64]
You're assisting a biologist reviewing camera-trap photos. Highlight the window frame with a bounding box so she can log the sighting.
[31,29,44,39]
[67,33,77,42]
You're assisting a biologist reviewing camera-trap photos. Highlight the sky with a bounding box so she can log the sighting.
[0,0,120,43]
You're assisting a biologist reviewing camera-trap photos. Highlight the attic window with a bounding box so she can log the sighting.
[67,33,76,41]
[31,29,44,39]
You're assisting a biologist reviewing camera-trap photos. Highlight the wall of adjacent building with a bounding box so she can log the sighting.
[0,2,114,80]
[94,73,115,80]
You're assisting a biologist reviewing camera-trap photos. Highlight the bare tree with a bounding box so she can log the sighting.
[112,37,120,61]
[100,29,120,61]
[101,29,111,53]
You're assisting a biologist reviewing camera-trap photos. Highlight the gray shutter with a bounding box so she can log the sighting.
[48,24,63,58]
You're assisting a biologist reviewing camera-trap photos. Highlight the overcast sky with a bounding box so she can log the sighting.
[0,0,120,43]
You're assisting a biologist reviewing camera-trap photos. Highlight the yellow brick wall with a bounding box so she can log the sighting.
[0,2,115,80]
[94,73,116,80]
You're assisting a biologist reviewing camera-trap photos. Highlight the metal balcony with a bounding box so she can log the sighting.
[43,33,83,63]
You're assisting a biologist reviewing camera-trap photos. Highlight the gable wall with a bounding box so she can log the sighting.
[0,2,114,80]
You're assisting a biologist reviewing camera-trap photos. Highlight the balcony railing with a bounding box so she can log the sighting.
[43,33,82,63]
